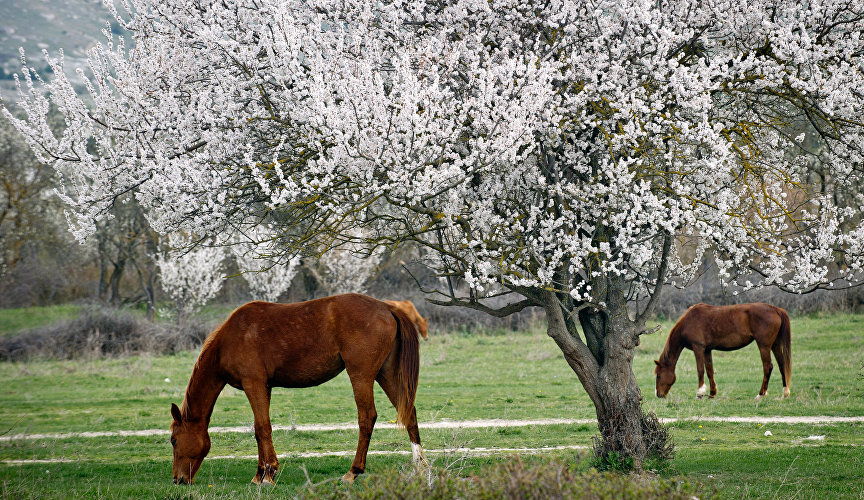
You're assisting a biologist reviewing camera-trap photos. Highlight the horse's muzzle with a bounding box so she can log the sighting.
[174,476,189,485]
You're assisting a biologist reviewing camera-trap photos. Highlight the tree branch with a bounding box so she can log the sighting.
[426,296,538,318]
[636,231,672,324]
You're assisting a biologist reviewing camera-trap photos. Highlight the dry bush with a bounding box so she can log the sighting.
[0,307,211,361]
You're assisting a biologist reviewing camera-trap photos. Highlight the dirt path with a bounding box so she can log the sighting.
[2,415,862,442]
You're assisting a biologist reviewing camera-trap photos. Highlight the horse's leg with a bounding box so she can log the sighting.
[243,381,278,485]
[376,373,427,467]
[693,346,707,398]
[342,375,377,483]
[771,343,790,399]
[705,350,717,398]
[755,345,773,399]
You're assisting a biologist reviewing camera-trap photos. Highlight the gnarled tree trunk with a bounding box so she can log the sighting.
[533,279,663,468]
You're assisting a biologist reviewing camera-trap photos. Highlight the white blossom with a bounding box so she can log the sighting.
[229,226,300,302]
[156,235,226,318]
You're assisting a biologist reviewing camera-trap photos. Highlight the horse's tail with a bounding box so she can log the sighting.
[775,307,792,391]
[390,308,420,428]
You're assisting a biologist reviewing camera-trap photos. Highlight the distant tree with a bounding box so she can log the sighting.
[303,229,384,296]
[0,114,59,278]
[5,0,864,466]
[94,195,160,313]
[156,235,226,323]
[230,226,300,301]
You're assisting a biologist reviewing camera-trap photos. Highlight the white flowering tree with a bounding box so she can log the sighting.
[156,236,226,322]
[5,0,864,464]
[230,226,300,301]
[235,252,300,302]
[305,229,384,295]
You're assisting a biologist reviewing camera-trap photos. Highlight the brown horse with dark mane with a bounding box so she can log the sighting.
[654,302,791,400]
[169,293,427,485]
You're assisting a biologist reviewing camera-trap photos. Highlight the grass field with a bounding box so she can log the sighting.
[0,310,862,498]
[0,305,83,338]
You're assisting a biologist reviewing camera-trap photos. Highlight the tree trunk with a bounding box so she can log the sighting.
[108,257,126,305]
[590,309,648,464]
[536,284,656,468]
[97,236,109,302]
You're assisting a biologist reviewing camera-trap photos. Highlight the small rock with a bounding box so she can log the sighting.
[164,378,171,383]
[764,430,772,437]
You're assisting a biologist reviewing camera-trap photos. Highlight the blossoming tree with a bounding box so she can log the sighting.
[229,225,300,301]
[305,229,384,295]
[156,235,226,322]
[5,0,864,464]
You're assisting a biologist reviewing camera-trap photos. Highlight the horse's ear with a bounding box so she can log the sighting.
[654,360,661,366]
[171,403,183,423]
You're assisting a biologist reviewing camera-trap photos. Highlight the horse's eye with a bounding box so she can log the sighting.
[171,437,177,447]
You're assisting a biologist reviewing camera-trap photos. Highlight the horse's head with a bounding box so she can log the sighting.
[415,314,429,339]
[386,300,429,339]
[170,403,210,484]
[654,359,676,398]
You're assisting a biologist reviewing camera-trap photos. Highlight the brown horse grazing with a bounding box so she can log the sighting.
[383,300,428,339]
[654,302,791,400]
[169,293,427,485]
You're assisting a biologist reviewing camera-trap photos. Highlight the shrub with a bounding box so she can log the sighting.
[0,307,211,361]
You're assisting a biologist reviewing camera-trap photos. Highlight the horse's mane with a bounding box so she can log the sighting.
[658,315,686,365]
[179,324,222,420]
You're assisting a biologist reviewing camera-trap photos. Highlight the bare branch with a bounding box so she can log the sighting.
[636,231,672,323]
[638,323,663,336]
[426,296,538,318]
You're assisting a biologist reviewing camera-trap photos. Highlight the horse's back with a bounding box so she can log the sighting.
[680,302,783,349]
[215,295,397,388]
[741,302,785,340]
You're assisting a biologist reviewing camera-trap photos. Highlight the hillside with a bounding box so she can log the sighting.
[0,0,122,103]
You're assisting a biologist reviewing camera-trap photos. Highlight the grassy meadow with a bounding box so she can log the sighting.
[0,305,83,338]
[0,309,862,498]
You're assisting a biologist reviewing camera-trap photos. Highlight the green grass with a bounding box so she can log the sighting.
[0,304,83,337]
[1,311,863,498]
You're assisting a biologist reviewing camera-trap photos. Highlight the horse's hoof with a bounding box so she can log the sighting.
[411,443,428,469]
[754,394,765,400]
[341,472,356,484]
[252,475,276,486]
[782,388,790,399]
